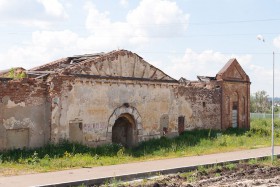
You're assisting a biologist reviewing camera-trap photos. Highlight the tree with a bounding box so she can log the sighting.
[275,106,279,113]
[250,90,270,113]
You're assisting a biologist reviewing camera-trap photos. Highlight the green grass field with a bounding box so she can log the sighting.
[0,118,279,176]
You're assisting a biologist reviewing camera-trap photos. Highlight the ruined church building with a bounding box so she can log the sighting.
[0,50,250,149]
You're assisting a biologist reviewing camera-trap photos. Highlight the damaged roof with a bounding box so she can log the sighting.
[1,50,248,84]
[26,49,176,82]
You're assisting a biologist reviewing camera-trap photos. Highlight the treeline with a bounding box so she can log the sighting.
[250,90,279,113]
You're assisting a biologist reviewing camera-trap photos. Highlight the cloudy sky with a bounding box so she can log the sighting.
[0,0,280,96]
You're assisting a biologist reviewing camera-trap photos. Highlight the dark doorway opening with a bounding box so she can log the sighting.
[178,116,185,135]
[112,114,135,148]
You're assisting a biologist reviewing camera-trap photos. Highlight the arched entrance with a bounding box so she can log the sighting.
[107,104,143,147]
[112,113,135,148]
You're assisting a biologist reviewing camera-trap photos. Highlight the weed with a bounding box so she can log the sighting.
[142,178,148,185]
[248,158,259,165]
[225,163,237,170]
[212,163,222,171]
[218,136,228,146]
[187,174,197,183]
[117,146,125,157]
[109,177,122,187]
[64,151,72,158]
[214,173,221,177]
[197,165,207,173]
[27,151,39,165]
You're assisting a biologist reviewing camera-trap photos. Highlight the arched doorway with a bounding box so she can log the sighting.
[112,113,135,148]
[107,105,143,146]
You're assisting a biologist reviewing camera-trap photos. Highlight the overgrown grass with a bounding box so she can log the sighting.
[0,119,279,175]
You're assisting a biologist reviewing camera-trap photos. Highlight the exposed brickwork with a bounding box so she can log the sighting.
[177,82,222,129]
[0,78,50,150]
[0,78,47,105]
[220,81,250,129]
[0,50,250,149]
[217,59,251,129]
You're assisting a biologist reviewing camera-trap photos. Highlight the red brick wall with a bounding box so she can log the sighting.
[220,81,250,129]
[177,82,222,130]
[0,78,47,105]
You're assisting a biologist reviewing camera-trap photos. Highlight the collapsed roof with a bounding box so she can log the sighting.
[0,50,249,83]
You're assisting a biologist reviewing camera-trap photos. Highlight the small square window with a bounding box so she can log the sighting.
[203,102,206,107]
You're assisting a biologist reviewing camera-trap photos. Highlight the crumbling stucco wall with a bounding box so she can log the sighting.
[49,75,222,147]
[49,76,178,146]
[0,78,50,150]
[176,82,222,130]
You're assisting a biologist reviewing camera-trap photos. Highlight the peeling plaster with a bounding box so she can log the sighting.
[3,117,34,129]
[6,100,25,108]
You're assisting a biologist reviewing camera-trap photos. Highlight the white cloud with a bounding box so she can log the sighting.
[156,48,279,96]
[0,0,190,70]
[37,0,68,19]
[273,35,280,48]
[126,0,189,43]
[248,63,280,96]
[119,0,128,7]
[0,30,80,70]
[127,0,188,27]
[0,0,12,9]
[84,2,112,33]
[164,48,252,80]
[84,0,189,46]
[32,30,79,49]
[0,0,68,28]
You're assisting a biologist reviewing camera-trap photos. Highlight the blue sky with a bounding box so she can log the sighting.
[0,0,280,96]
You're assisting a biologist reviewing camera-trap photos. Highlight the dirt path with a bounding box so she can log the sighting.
[117,163,280,187]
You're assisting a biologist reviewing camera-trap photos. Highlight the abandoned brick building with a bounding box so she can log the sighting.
[0,50,250,149]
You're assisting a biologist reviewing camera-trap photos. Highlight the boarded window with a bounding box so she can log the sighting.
[178,116,185,135]
[232,102,238,128]
[7,128,29,149]
[69,122,83,143]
